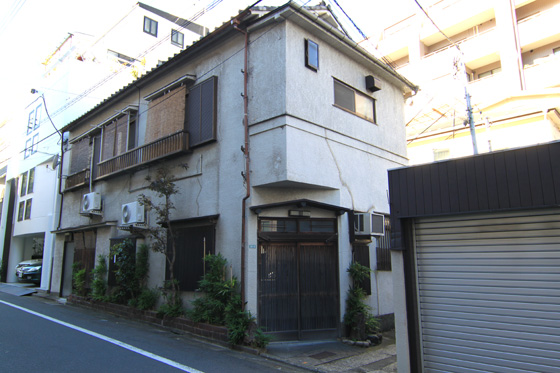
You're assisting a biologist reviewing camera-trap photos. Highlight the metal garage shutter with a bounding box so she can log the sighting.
[415,208,560,372]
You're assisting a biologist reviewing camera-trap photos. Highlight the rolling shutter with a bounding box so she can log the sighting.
[414,208,560,372]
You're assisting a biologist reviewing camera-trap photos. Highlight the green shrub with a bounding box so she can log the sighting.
[72,262,87,296]
[137,288,159,311]
[110,239,137,303]
[189,254,270,347]
[91,255,108,301]
[157,279,183,317]
[344,262,379,337]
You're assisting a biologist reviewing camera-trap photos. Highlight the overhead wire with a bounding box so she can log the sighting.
[6,0,324,166]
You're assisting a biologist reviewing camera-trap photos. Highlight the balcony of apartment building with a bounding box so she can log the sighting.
[377,0,494,62]
[517,0,560,50]
[64,130,190,191]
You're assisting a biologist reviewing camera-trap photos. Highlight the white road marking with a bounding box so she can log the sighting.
[0,299,204,373]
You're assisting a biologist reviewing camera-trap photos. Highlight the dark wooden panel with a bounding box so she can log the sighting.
[485,154,500,210]
[421,165,434,215]
[258,243,298,334]
[514,149,533,207]
[504,148,531,208]
[473,156,489,211]
[538,145,557,205]
[455,159,470,212]
[438,162,451,213]
[464,157,480,211]
[494,152,511,209]
[299,244,338,331]
[430,163,442,214]
[413,166,424,216]
[526,147,544,206]
[446,160,460,213]
[550,143,560,201]
[399,169,410,216]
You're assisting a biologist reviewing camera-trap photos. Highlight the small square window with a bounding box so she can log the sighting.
[171,29,184,48]
[24,199,32,220]
[17,201,24,221]
[143,17,158,37]
[305,39,319,71]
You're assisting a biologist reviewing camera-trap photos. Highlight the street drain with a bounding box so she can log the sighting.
[309,351,336,360]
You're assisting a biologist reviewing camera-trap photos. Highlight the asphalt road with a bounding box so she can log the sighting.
[0,291,303,372]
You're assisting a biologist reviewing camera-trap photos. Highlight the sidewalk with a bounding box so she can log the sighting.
[263,331,397,372]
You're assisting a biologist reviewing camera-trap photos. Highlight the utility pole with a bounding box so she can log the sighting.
[454,54,478,155]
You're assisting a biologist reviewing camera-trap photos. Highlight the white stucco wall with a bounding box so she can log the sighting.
[53,9,411,328]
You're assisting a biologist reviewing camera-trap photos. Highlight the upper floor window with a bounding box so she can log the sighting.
[171,29,184,48]
[305,39,319,71]
[101,110,137,161]
[20,168,34,197]
[333,79,376,123]
[186,76,218,147]
[143,17,158,37]
[27,103,42,135]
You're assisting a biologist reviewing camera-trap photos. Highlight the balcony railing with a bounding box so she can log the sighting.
[96,130,189,180]
[65,168,90,191]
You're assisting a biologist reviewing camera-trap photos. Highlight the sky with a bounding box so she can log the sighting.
[0,0,414,126]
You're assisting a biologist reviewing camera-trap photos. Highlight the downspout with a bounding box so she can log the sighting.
[233,20,250,306]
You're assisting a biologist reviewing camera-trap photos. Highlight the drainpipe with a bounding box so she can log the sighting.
[233,20,250,306]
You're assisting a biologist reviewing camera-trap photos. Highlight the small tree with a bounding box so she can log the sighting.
[138,167,182,313]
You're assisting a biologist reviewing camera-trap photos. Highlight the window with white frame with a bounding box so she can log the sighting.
[143,17,158,37]
[333,79,376,123]
[171,29,184,48]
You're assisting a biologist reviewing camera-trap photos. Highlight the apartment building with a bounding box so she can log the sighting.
[376,0,560,164]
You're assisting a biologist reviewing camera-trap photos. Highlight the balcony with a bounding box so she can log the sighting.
[96,130,190,180]
[518,5,560,51]
[65,168,90,191]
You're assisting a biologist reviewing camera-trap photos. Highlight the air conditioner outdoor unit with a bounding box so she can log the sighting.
[121,202,145,225]
[354,212,385,236]
[81,192,101,213]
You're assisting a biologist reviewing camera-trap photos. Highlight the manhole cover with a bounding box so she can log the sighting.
[309,351,336,360]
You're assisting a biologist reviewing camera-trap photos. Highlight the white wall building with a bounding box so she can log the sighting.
[0,2,206,289]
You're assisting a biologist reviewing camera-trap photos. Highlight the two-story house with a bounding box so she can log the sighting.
[0,2,207,288]
[51,2,416,340]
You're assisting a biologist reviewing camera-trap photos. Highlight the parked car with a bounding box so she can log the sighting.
[15,259,42,285]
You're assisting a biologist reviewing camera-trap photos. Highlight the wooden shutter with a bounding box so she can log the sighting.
[186,76,217,147]
[70,138,91,174]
